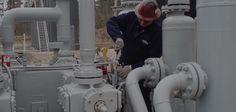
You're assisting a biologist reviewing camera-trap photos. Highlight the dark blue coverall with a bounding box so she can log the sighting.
[106,11,162,111]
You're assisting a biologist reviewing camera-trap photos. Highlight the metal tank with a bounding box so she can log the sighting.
[163,0,195,74]
[162,0,196,112]
[196,0,236,112]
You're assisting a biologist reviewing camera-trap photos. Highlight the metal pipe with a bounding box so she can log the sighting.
[56,0,71,50]
[3,64,13,92]
[153,62,208,112]
[153,73,188,112]
[79,0,96,66]
[126,66,152,112]
[0,8,61,54]
[0,0,71,54]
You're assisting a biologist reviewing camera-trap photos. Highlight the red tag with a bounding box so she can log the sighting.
[2,55,11,67]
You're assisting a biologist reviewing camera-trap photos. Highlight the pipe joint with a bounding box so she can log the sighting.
[143,58,166,88]
[175,62,208,99]
[153,62,208,112]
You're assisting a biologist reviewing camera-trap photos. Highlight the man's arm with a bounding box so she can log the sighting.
[106,13,130,41]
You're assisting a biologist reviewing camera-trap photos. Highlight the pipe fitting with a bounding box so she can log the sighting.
[143,58,166,88]
[175,62,208,99]
[153,62,208,112]
[125,58,166,112]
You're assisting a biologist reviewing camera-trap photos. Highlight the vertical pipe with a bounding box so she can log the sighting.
[196,0,236,112]
[126,66,151,112]
[56,0,71,50]
[79,0,96,67]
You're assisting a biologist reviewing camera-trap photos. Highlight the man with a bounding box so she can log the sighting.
[106,0,162,111]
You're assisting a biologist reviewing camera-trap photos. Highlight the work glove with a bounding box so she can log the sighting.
[115,38,124,50]
[117,65,132,78]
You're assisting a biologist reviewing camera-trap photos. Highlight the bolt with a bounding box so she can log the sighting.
[177,66,183,71]
[188,75,193,80]
[183,66,189,72]
[186,86,192,93]
[150,76,156,80]
[173,90,180,96]
[99,93,103,96]
[110,99,113,102]
[202,85,206,90]
[87,100,91,104]
[151,67,156,73]
[182,93,189,99]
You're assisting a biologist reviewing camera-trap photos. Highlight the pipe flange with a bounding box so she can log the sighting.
[176,62,208,99]
[144,58,166,87]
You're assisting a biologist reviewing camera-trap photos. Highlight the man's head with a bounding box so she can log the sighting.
[135,0,161,27]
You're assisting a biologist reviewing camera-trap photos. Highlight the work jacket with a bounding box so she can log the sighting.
[106,12,162,69]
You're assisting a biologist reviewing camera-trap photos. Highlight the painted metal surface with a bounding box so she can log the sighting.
[14,70,65,112]
[163,13,195,73]
[0,0,71,54]
[0,91,13,112]
[154,62,207,112]
[196,0,236,112]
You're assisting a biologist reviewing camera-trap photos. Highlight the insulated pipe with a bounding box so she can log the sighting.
[0,8,61,54]
[153,73,188,112]
[126,66,152,112]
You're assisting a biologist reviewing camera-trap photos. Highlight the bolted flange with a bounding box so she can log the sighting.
[175,62,208,99]
[143,58,166,88]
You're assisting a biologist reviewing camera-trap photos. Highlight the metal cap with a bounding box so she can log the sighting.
[168,0,190,12]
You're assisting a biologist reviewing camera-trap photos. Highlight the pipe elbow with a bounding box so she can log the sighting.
[126,66,150,86]
[125,66,152,112]
[153,73,185,112]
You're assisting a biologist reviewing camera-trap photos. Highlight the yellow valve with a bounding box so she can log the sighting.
[101,47,108,63]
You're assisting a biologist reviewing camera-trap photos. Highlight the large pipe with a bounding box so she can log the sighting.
[0,0,71,54]
[153,73,188,112]
[0,8,61,54]
[153,63,207,112]
[126,66,152,112]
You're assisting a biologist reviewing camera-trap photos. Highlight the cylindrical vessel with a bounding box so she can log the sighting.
[196,0,236,112]
[163,12,195,73]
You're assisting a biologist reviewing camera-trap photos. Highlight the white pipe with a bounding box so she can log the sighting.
[79,0,96,66]
[56,0,71,50]
[153,73,188,112]
[0,7,61,54]
[3,64,13,92]
[126,66,152,112]
[0,0,71,54]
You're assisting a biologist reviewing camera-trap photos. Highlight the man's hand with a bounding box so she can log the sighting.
[117,65,132,78]
[115,38,124,50]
